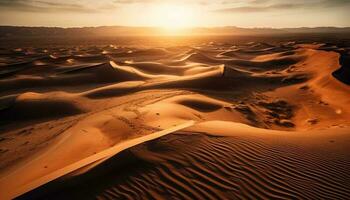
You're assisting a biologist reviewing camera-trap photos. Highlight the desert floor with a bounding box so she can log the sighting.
[0,35,349,199]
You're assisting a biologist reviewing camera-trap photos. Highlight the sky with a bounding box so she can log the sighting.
[0,0,349,28]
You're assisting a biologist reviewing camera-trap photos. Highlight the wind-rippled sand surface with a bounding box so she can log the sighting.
[0,37,349,199]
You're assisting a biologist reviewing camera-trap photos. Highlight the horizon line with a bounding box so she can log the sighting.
[1,25,350,29]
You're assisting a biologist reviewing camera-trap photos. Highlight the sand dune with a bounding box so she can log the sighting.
[0,92,85,122]
[331,49,350,85]
[17,121,350,199]
[0,37,349,199]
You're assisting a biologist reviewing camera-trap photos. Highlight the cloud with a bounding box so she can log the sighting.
[216,3,304,13]
[0,0,102,13]
[322,0,350,7]
[1,0,349,14]
[214,0,350,13]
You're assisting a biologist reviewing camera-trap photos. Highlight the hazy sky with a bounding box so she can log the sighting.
[0,0,349,28]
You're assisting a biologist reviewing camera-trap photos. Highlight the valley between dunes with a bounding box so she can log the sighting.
[0,38,349,199]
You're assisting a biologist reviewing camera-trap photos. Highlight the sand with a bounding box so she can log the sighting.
[0,36,349,199]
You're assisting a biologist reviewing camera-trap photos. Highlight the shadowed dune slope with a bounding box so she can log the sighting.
[18,122,350,200]
[0,92,85,122]
[332,52,350,85]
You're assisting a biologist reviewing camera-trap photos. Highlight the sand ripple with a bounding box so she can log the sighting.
[18,131,350,199]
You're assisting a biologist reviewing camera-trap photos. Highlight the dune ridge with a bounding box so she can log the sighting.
[16,121,350,200]
[2,121,194,199]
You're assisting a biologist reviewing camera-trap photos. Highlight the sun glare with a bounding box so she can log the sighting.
[150,4,196,32]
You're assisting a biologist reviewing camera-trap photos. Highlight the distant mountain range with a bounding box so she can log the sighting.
[1,26,350,37]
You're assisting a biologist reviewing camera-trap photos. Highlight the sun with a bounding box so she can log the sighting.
[150,4,196,31]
